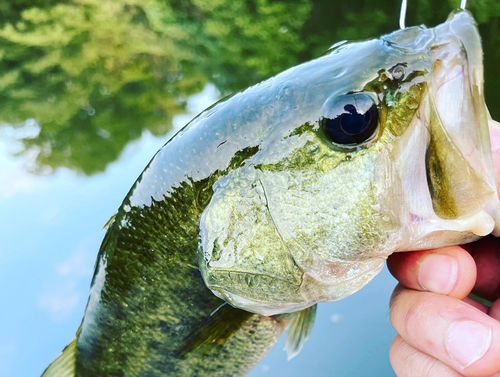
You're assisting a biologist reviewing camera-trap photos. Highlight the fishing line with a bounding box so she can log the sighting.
[401,0,466,30]
[399,0,407,29]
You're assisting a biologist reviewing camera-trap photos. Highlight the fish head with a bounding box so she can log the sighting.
[198,11,500,316]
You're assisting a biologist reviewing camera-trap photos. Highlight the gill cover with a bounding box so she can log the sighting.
[198,11,500,316]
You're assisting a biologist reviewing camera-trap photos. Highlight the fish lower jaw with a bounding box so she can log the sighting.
[407,207,497,250]
[455,210,495,236]
[485,199,500,236]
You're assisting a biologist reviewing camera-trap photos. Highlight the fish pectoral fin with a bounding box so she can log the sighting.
[284,304,317,360]
[176,302,254,358]
[41,338,76,377]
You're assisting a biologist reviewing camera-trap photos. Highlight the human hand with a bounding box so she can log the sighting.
[387,120,500,377]
[388,240,500,376]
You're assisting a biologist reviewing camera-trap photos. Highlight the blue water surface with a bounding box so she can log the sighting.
[0,84,397,377]
[2,1,500,375]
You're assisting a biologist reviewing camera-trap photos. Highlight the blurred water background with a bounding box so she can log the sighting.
[1,0,500,376]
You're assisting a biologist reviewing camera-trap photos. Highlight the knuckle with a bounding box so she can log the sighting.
[389,336,404,363]
[390,288,434,339]
[397,291,434,338]
[389,285,407,314]
[422,359,439,377]
[403,293,432,337]
[390,336,461,377]
[425,360,462,377]
[389,339,414,377]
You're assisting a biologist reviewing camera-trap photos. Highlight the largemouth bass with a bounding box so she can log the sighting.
[42,10,500,377]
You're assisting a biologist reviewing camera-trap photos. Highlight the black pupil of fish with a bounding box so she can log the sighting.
[322,101,378,145]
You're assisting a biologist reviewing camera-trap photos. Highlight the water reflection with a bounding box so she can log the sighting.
[2,0,500,376]
[1,0,499,175]
[0,84,218,376]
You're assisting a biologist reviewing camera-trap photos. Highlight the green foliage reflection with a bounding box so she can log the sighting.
[0,0,499,175]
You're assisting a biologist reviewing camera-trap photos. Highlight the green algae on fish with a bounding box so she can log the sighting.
[43,10,500,377]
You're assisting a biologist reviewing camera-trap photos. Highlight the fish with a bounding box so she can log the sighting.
[42,9,500,377]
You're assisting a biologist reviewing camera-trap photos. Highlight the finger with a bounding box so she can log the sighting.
[390,335,464,377]
[467,237,500,301]
[390,286,500,376]
[387,246,476,299]
[490,298,500,321]
[462,297,489,314]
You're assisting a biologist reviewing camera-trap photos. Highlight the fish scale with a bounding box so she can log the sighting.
[42,10,500,376]
[72,174,286,376]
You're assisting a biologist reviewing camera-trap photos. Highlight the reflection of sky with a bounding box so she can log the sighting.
[1,84,396,377]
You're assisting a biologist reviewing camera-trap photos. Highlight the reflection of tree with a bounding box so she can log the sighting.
[0,0,499,175]
[0,0,208,174]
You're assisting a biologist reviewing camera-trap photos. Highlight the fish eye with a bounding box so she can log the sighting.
[320,93,379,146]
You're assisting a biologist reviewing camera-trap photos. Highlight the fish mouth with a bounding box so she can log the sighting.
[432,10,494,192]
[399,11,500,247]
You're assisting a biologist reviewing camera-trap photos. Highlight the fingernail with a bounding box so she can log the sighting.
[418,254,458,294]
[446,320,491,368]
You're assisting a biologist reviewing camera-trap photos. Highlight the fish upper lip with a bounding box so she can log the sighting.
[380,11,479,59]
[434,10,483,94]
